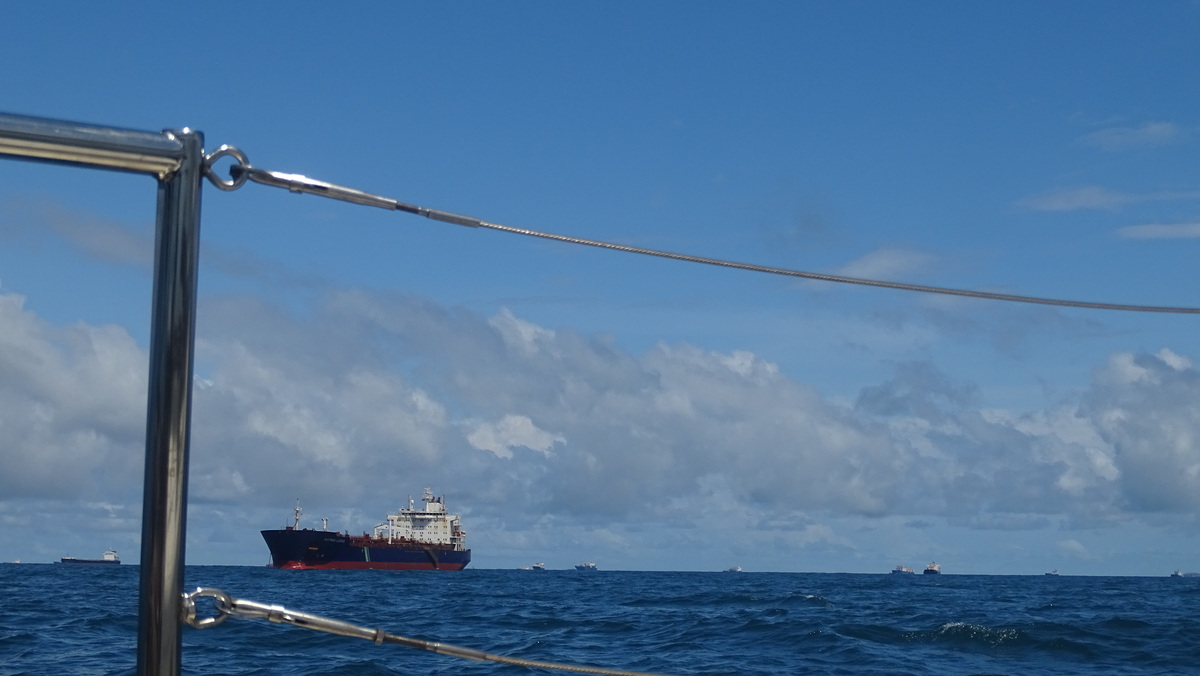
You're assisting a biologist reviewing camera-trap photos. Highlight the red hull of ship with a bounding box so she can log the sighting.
[276,559,470,571]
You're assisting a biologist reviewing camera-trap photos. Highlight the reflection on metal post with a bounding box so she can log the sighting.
[0,112,186,178]
[137,127,204,676]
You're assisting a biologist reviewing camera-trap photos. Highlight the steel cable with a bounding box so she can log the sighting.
[217,160,1200,315]
[183,587,668,676]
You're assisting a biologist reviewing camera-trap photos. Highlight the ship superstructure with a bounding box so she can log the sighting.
[261,489,471,570]
[371,489,466,550]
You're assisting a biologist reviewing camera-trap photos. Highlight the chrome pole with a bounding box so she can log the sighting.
[137,127,204,676]
[0,112,185,178]
[0,113,202,676]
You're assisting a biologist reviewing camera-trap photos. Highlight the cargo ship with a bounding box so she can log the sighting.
[261,488,470,570]
[60,550,120,565]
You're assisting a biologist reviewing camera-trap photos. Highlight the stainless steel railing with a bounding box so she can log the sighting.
[0,112,202,676]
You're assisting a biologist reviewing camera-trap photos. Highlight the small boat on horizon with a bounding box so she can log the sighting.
[724,566,743,573]
[575,562,597,571]
[923,561,941,575]
[531,562,545,571]
[1046,569,1060,576]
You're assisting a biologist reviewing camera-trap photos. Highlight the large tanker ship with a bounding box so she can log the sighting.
[261,488,470,570]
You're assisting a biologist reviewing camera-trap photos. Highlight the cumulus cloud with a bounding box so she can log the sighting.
[4,284,1200,563]
[466,414,565,459]
[0,292,146,501]
[1083,349,1200,512]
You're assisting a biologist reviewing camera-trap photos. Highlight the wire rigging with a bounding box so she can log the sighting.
[183,587,668,676]
[211,150,1200,315]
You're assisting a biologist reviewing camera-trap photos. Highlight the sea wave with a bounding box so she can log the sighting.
[2,567,1199,675]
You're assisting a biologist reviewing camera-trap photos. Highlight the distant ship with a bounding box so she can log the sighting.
[892,564,915,574]
[575,562,597,571]
[1046,569,1060,576]
[923,561,941,575]
[261,489,470,570]
[531,562,545,571]
[60,550,120,565]
[724,566,743,573]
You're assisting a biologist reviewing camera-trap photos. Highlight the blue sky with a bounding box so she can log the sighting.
[1,2,1199,575]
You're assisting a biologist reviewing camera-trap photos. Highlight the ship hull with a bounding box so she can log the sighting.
[261,529,470,570]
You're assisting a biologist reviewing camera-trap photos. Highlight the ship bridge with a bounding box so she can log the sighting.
[373,488,465,548]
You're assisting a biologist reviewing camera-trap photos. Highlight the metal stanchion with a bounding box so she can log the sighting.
[0,113,202,676]
[137,127,203,676]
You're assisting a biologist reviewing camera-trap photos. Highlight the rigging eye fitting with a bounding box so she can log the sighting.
[202,144,250,191]
[181,587,232,629]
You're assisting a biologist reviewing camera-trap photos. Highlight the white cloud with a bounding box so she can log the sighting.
[1080,121,1184,151]
[0,292,146,501]
[1018,187,1200,212]
[1117,222,1200,239]
[466,414,565,459]
[1084,351,1200,512]
[489,308,557,357]
[1156,348,1191,371]
[1059,538,1090,558]
[832,247,938,281]
[4,285,1200,566]
[1018,186,1134,211]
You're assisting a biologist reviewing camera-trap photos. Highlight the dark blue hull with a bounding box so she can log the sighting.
[261,528,471,570]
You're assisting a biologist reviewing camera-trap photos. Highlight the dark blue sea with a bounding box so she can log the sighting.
[2,565,1199,675]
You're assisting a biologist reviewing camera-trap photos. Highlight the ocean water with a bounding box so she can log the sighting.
[1,565,1198,675]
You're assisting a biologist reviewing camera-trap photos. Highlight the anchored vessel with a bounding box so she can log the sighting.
[924,561,941,575]
[60,550,120,565]
[261,489,470,570]
[891,564,915,574]
[575,562,598,571]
